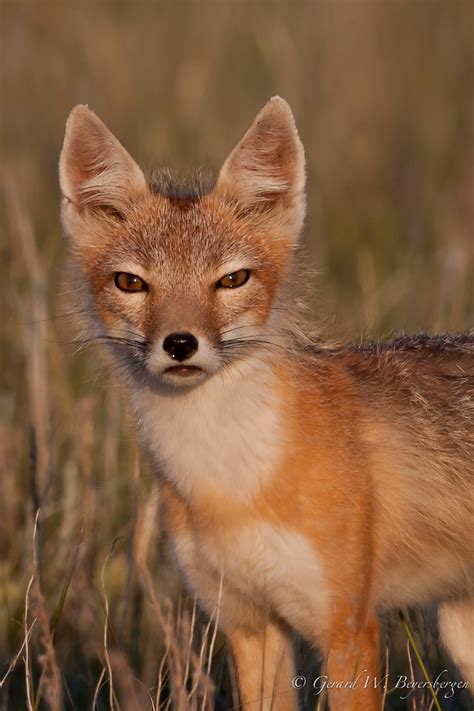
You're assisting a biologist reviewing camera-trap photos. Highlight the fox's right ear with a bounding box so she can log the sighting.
[59,105,148,227]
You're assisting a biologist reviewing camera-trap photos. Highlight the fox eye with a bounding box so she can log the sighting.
[216,269,250,289]
[114,272,148,292]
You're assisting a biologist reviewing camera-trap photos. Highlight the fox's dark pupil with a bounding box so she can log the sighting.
[127,275,140,289]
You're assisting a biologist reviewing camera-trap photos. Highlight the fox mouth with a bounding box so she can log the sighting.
[163,365,204,378]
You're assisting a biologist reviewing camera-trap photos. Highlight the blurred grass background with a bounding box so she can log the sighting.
[0,1,473,709]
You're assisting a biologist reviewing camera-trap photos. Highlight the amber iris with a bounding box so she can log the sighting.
[114,272,147,292]
[216,269,250,289]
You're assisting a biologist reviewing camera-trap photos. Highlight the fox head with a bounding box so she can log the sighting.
[59,97,306,389]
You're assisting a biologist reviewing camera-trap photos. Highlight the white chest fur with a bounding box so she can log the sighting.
[218,523,327,635]
[131,360,284,501]
[132,362,329,638]
[174,521,329,640]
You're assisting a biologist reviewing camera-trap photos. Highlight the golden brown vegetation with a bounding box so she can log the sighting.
[1,2,473,709]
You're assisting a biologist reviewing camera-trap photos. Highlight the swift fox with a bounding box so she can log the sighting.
[59,98,473,710]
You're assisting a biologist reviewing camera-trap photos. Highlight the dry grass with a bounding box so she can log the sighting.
[1,1,473,709]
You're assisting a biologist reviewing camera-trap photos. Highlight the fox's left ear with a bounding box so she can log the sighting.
[216,96,306,237]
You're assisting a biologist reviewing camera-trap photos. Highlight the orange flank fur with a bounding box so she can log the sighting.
[60,97,473,710]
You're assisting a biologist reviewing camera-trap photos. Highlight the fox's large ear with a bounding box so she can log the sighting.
[216,96,305,235]
[59,105,148,222]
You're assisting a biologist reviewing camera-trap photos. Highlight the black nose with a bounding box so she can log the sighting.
[163,332,199,362]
